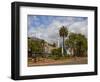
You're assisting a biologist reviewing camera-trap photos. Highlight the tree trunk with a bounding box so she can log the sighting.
[62,36,65,56]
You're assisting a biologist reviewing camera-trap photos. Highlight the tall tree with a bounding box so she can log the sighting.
[76,34,87,56]
[65,33,87,56]
[59,26,68,56]
[28,38,44,62]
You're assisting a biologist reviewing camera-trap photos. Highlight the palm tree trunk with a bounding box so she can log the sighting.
[62,36,65,56]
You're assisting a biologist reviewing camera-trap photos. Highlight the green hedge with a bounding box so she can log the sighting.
[50,48,62,60]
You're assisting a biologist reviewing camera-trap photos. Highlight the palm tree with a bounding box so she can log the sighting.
[59,26,68,56]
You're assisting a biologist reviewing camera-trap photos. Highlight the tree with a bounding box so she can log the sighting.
[28,38,44,62]
[65,33,87,56]
[76,34,87,56]
[59,26,68,56]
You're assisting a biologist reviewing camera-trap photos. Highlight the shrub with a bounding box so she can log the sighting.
[50,48,62,60]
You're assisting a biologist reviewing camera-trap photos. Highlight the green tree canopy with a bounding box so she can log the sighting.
[65,33,87,56]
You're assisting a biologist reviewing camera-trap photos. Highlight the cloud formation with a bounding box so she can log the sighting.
[28,15,88,44]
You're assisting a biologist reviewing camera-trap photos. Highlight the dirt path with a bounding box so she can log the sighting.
[28,57,87,66]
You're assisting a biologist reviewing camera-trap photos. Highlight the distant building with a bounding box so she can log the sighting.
[44,42,57,54]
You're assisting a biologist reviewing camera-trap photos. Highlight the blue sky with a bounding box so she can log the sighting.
[28,15,88,43]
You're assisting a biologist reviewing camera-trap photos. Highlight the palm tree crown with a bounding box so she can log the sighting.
[59,26,68,37]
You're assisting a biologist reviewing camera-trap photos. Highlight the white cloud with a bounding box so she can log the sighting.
[68,19,88,37]
[28,16,88,44]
